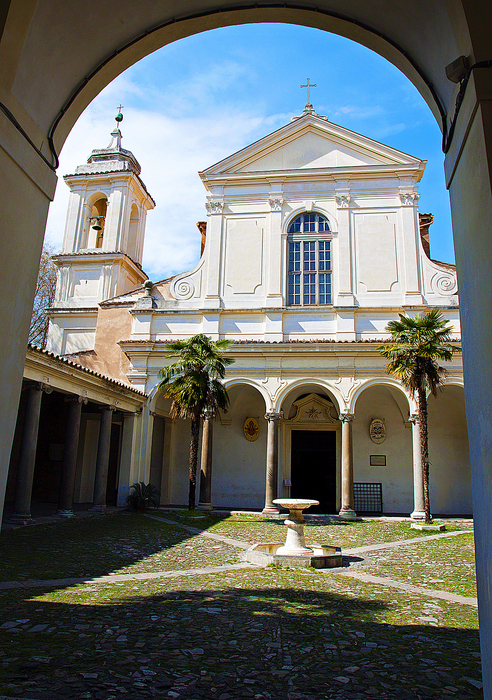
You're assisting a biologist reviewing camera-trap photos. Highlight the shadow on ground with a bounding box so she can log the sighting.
[0,583,483,700]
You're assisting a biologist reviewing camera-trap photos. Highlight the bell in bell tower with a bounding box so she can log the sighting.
[46,109,155,355]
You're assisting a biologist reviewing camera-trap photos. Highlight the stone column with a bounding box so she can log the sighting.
[409,414,426,520]
[198,408,214,511]
[339,413,357,520]
[10,383,52,524]
[57,395,87,517]
[262,412,282,516]
[90,405,115,512]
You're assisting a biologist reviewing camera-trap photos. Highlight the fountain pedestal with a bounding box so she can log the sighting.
[274,499,318,554]
[243,498,342,568]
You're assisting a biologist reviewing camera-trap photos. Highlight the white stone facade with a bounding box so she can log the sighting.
[46,111,470,517]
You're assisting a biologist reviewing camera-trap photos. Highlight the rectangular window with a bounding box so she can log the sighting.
[288,240,331,305]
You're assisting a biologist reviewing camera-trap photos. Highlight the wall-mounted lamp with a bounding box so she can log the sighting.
[445,56,469,83]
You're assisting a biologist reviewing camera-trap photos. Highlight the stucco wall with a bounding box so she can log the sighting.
[353,385,413,514]
[428,385,472,515]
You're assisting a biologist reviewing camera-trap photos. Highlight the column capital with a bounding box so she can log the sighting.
[64,395,88,405]
[335,193,351,208]
[99,404,117,413]
[264,411,283,422]
[339,413,355,423]
[408,413,419,425]
[202,407,215,420]
[28,381,52,394]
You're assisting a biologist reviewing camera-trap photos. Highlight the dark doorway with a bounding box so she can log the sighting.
[290,430,336,513]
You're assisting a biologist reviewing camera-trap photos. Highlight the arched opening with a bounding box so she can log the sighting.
[427,383,471,516]
[89,197,107,249]
[127,203,140,262]
[212,382,267,510]
[280,383,341,514]
[353,382,412,514]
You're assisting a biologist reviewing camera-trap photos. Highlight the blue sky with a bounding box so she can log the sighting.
[45,23,454,281]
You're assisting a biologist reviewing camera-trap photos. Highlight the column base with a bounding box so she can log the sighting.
[89,504,107,513]
[338,507,357,521]
[410,510,426,520]
[262,505,281,517]
[8,513,35,526]
[197,502,213,511]
[56,509,75,518]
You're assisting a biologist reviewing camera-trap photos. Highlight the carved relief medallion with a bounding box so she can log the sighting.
[370,418,386,444]
[244,417,260,442]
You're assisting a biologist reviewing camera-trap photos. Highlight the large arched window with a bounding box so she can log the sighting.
[287,213,332,306]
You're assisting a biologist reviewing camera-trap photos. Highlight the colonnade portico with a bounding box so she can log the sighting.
[56,395,88,517]
[5,346,147,524]
[189,378,469,521]
[10,382,52,525]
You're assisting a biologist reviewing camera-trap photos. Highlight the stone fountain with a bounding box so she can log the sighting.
[244,498,342,568]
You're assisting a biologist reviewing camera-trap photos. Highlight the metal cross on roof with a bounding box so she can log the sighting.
[300,78,317,105]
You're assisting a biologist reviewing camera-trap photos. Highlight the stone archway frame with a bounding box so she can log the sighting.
[280,392,341,506]
[2,2,492,692]
[276,381,344,507]
[349,378,413,419]
[45,5,451,154]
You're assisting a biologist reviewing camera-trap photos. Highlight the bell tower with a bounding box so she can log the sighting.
[46,110,155,355]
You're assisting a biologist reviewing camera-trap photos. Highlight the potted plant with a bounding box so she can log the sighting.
[126,482,160,512]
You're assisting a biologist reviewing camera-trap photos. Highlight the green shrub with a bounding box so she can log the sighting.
[126,482,160,512]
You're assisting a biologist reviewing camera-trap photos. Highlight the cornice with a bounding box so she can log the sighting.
[201,163,425,188]
[52,250,145,272]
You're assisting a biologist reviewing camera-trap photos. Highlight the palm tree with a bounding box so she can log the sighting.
[378,309,460,523]
[157,334,234,510]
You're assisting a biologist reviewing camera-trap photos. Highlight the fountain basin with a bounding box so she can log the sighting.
[244,542,342,568]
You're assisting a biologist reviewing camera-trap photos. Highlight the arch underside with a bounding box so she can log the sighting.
[10,0,465,160]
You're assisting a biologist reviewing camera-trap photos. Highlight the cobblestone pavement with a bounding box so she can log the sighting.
[0,511,483,700]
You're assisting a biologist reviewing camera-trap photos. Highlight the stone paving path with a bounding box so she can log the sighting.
[0,515,482,700]
[338,570,478,607]
[0,518,476,609]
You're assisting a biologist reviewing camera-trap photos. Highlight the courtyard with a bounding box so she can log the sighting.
[0,511,482,700]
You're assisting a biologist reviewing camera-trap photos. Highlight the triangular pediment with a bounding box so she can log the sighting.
[201,114,423,177]
[288,393,337,424]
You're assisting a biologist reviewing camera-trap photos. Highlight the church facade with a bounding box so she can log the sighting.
[10,107,468,520]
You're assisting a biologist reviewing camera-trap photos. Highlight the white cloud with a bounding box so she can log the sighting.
[44,75,289,281]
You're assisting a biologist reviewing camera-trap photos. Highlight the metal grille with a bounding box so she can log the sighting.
[354,482,383,513]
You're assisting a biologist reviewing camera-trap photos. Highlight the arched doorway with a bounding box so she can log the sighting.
[280,384,341,513]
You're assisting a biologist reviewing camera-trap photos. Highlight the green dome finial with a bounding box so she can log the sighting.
[115,104,124,124]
